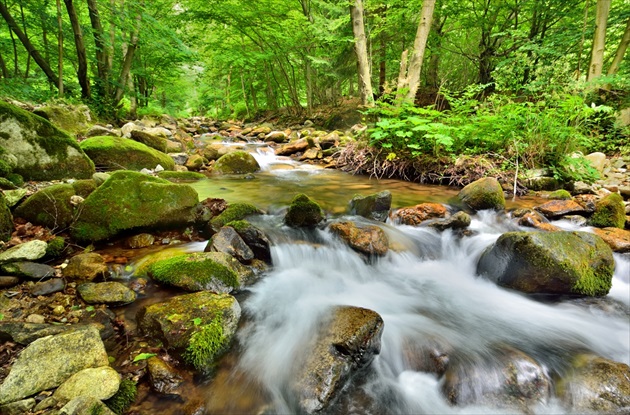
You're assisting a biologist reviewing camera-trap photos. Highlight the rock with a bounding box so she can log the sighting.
[293,306,383,414]
[169,152,189,165]
[78,282,137,305]
[145,126,172,138]
[592,227,630,253]
[0,240,47,264]
[429,211,472,231]
[589,193,626,229]
[227,220,272,263]
[85,125,118,138]
[147,356,184,395]
[124,233,155,249]
[0,194,11,242]
[185,154,205,171]
[206,226,254,263]
[548,189,572,200]
[213,151,260,174]
[0,276,19,288]
[130,130,168,153]
[329,221,388,256]
[166,140,183,153]
[477,231,614,296]
[300,147,320,160]
[556,354,630,413]
[0,101,95,180]
[71,170,199,242]
[284,194,324,228]
[137,292,240,372]
[53,366,120,405]
[31,278,66,296]
[250,125,272,136]
[3,188,27,207]
[209,202,262,231]
[619,186,630,200]
[59,396,117,415]
[585,152,608,172]
[32,103,91,135]
[0,261,55,279]
[516,210,560,232]
[275,138,309,156]
[458,177,505,211]
[534,199,590,219]
[348,191,392,222]
[0,322,69,345]
[25,314,45,324]
[120,121,142,137]
[63,253,108,282]
[524,176,561,191]
[443,346,550,410]
[573,181,596,195]
[146,252,254,293]
[0,398,36,414]
[80,136,175,171]
[157,170,206,181]
[264,131,288,143]
[0,325,109,404]
[390,203,448,225]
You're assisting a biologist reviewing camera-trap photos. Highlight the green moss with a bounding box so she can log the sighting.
[0,159,11,176]
[549,189,572,200]
[0,193,13,241]
[284,193,324,227]
[89,403,104,415]
[71,179,97,198]
[0,177,17,190]
[80,136,175,171]
[184,315,227,371]
[589,193,625,229]
[149,252,239,290]
[104,379,137,415]
[213,150,260,174]
[45,236,66,258]
[6,173,23,187]
[157,170,207,181]
[210,203,261,229]
[225,220,250,232]
[14,183,76,230]
[458,177,506,211]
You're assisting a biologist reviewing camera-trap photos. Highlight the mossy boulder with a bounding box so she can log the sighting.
[0,193,13,241]
[589,193,625,229]
[80,136,175,171]
[136,291,240,373]
[477,231,614,297]
[548,189,573,200]
[348,191,391,222]
[32,103,91,135]
[130,130,168,153]
[226,220,272,263]
[209,202,263,231]
[213,150,260,174]
[0,101,95,181]
[71,171,199,242]
[458,177,505,211]
[145,251,254,293]
[284,194,324,228]
[156,171,206,181]
[77,282,137,305]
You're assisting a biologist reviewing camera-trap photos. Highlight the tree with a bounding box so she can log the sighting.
[350,0,374,106]
[401,0,436,103]
[608,16,630,75]
[588,0,611,80]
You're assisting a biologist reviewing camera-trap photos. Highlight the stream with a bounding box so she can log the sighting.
[126,145,630,415]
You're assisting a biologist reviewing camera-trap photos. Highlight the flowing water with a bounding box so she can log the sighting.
[133,145,630,414]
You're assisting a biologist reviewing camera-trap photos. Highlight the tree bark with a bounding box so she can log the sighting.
[87,0,111,97]
[19,4,30,78]
[64,0,90,98]
[0,51,7,78]
[350,0,374,106]
[56,0,63,97]
[587,0,611,81]
[607,17,630,76]
[404,0,436,103]
[0,1,61,87]
[114,6,142,105]
[396,49,409,102]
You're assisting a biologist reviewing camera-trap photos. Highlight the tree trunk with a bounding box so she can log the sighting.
[607,17,630,76]
[587,0,611,81]
[240,69,250,118]
[56,0,63,97]
[395,49,409,102]
[350,0,374,106]
[0,1,62,87]
[87,0,111,97]
[4,0,18,76]
[114,6,142,106]
[64,0,90,98]
[0,51,7,78]
[403,0,436,104]
[19,4,30,78]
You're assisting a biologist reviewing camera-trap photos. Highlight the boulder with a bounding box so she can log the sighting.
[137,291,240,372]
[226,220,272,263]
[145,252,254,293]
[477,231,614,296]
[329,221,388,256]
[147,357,184,395]
[293,306,384,414]
[284,194,324,228]
[80,136,175,171]
[185,154,205,171]
[213,151,260,174]
[548,189,572,200]
[52,366,120,405]
[157,171,206,181]
[264,131,288,143]
[592,227,630,253]
[0,101,95,180]
[556,354,630,413]
[0,240,47,264]
[85,125,118,138]
[516,211,560,232]
[458,177,505,211]
[31,278,65,296]
[589,193,626,229]
[0,322,70,345]
[0,276,19,288]
[63,253,108,282]
[390,203,448,226]
[0,325,109,404]
[78,282,137,305]
[1,261,55,279]
[0,193,13,241]
[428,211,472,231]
[71,171,199,242]
[3,188,27,207]
[209,202,263,230]
[584,152,608,172]
[59,396,116,415]
[275,138,309,156]
[205,226,254,263]
[130,130,168,153]
[32,103,91,135]
[348,191,391,222]
[534,199,590,219]
[0,398,36,414]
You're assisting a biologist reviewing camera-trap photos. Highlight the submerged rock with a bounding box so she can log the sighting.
[213,150,260,174]
[428,211,472,231]
[348,191,392,222]
[458,177,505,211]
[80,136,175,171]
[284,194,324,228]
[147,356,184,396]
[477,231,614,296]
[293,306,384,414]
[329,221,389,256]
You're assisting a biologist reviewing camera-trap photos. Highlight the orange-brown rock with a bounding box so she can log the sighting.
[275,138,309,156]
[329,221,388,256]
[592,227,630,253]
[517,211,561,232]
[534,200,589,219]
[390,203,448,226]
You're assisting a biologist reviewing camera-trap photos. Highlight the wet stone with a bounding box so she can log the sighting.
[147,356,184,395]
[206,226,254,263]
[0,261,55,280]
[124,233,155,249]
[78,281,137,305]
[0,276,20,288]
[30,278,66,296]
[534,200,590,219]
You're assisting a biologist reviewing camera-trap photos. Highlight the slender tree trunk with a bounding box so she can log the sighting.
[350,0,374,106]
[240,69,250,118]
[607,17,630,76]
[576,0,590,78]
[4,0,19,76]
[378,35,386,96]
[87,0,111,97]
[587,0,611,81]
[404,0,436,103]
[225,66,232,113]
[64,0,91,98]
[114,5,142,105]
[396,49,409,102]
[249,81,258,113]
[56,0,63,97]
[0,51,7,78]
[19,4,30,78]
[108,0,116,71]
[0,1,62,87]
[128,74,137,118]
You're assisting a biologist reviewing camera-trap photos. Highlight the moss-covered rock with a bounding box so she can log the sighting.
[104,379,137,415]
[136,291,240,373]
[14,183,76,230]
[146,251,254,292]
[477,231,614,296]
[210,202,263,230]
[45,236,66,259]
[548,189,573,200]
[71,179,97,198]
[458,177,505,211]
[0,193,13,242]
[71,171,199,242]
[213,150,260,174]
[284,194,324,228]
[80,136,175,171]
[589,193,625,229]
[32,103,91,135]
[77,281,137,305]
[130,130,168,153]
[348,191,392,222]
[156,171,206,181]
[0,101,95,181]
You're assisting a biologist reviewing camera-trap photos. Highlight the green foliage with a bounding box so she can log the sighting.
[132,352,157,362]
[105,379,138,415]
[184,315,227,371]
